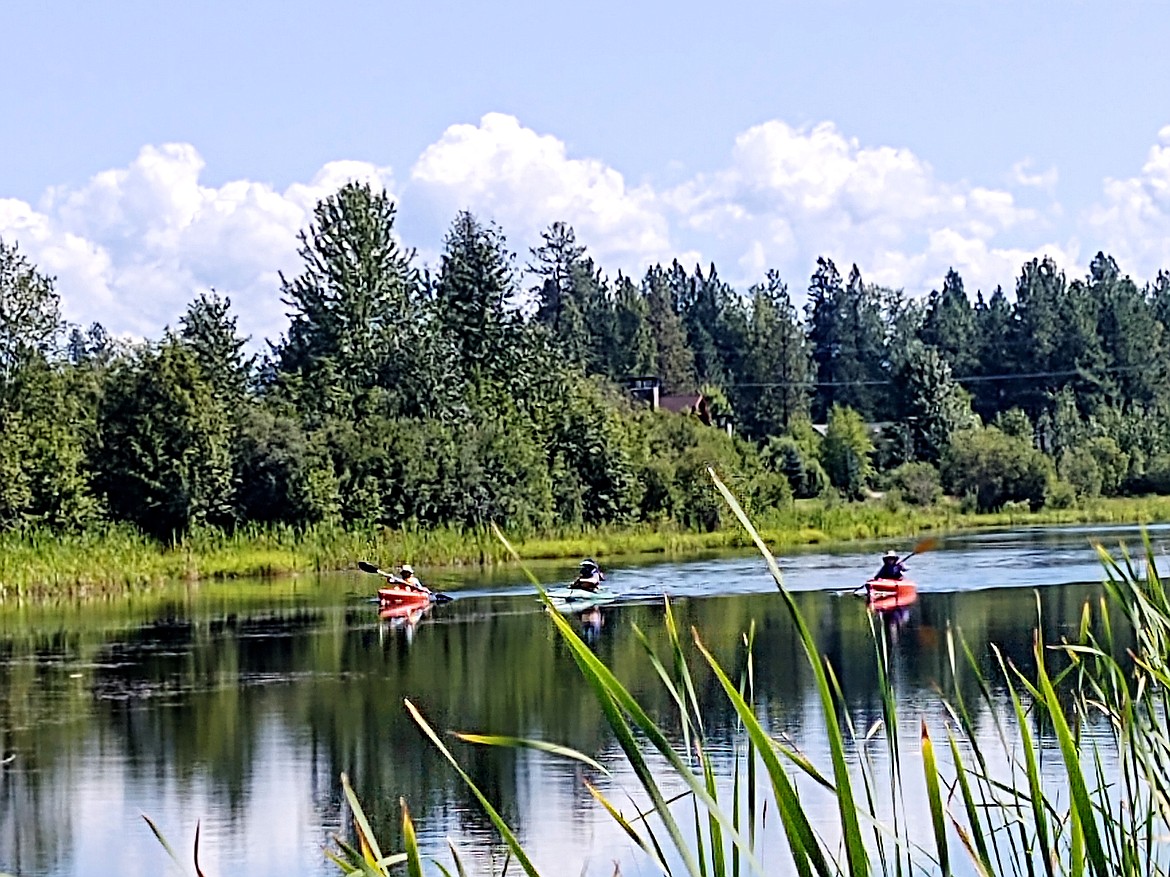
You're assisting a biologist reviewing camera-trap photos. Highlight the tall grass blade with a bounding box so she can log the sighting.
[405,700,543,877]
[193,822,207,877]
[945,731,994,877]
[709,468,869,877]
[920,720,950,877]
[342,772,388,873]
[401,798,425,877]
[1031,636,1109,877]
[536,582,768,876]
[141,814,194,877]
[453,733,609,775]
[446,839,469,877]
[585,780,672,873]
[692,630,830,877]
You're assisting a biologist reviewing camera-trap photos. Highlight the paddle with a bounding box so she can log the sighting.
[358,560,454,603]
[853,536,939,593]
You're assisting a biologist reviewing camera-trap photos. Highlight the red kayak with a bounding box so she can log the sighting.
[863,578,917,606]
[378,586,432,607]
[868,589,918,612]
[864,577,915,595]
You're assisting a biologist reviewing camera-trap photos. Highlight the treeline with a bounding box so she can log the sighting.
[1,181,1168,544]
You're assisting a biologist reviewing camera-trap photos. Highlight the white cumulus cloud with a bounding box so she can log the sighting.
[664,119,1049,297]
[409,113,674,277]
[1,145,396,346]
[1082,125,1170,277]
[2,115,1111,349]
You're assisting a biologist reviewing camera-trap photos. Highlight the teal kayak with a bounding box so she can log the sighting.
[543,586,617,613]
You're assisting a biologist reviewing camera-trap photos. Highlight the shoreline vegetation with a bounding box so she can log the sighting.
[4,492,1170,602]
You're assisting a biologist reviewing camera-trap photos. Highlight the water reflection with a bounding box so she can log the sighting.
[0,524,1158,876]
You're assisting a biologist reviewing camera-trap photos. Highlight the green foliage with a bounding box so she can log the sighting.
[899,342,978,463]
[807,260,891,421]
[233,405,340,526]
[0,238,63,390]
[176,291,254,403]
[762,434,825,499]
[1059,446,1103,498]
[8,186,1170,579]
[821,404,875,499]
[994,406,1033,441]
[642,263,695,393]
[95,341,236,538]
[738,270,811,438]
[942,425,1053,512]
[887,461,942,506]
[275,181,428,421]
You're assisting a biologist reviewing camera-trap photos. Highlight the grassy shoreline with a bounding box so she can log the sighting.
[3,493,1170,601]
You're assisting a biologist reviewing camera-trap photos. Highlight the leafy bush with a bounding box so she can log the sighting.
[887,461,942,506]
[942,425,1052,512]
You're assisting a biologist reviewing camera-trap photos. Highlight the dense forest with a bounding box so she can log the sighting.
[1,180,1168,543]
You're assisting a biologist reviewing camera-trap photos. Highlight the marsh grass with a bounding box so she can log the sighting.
[9,492,1170,600]
[148,472,1170,875]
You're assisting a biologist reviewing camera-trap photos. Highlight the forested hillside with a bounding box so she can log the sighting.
[1,181,1168,543]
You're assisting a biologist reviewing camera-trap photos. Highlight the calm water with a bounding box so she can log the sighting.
[0,524,1166,876]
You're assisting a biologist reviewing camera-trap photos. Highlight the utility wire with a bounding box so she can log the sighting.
[726,362,1163,390]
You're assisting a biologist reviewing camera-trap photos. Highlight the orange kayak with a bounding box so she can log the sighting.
[864,578,916,597]
[868,589,918,612]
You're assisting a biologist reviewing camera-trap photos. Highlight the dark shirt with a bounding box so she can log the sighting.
[574,570,604,591]
[876,561,905,580]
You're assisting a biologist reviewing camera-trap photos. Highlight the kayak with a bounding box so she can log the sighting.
[378,586,432,607]
[863,578,917,598]
[861,578,917,609]
[544,586,618,613]
[868,589,918,612]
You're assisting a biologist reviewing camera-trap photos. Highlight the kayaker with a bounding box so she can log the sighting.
[395,563,431,596]
[875,550,906,581]
[573,558,605,592]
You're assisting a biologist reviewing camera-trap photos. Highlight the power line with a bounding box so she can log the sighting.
[726,361,1163,390]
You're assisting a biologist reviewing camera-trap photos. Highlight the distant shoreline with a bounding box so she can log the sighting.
[3,494,1168,602]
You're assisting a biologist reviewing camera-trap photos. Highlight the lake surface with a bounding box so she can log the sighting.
[0,524,1166,876]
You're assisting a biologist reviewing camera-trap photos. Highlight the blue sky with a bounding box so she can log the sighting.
[3,1,1170,346]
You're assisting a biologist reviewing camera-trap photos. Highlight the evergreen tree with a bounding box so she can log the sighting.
[1010,256,1066,416]
[642,264,695,393]
[275,181,422,421]
[529,222,589,361]
[806,259,889,420]
[610,274,657,378]
[432,211,518,382]
[899,343,978,463]
[739,270,811,437]
[971,287,1016,421]
[1088,253,1164,407]
[919,268,977,377]
[806,256,843,420]
[177,291,254,403]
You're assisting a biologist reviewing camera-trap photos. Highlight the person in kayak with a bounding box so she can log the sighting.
[394,563,432,596]
[573,558,605,592]
[875,550,906,581]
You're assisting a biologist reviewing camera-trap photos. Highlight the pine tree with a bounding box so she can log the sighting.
[275,181,421,421]
[642,264,695,393]
[433,211,517,381]
[739,270,811,437]
[919,268,977,377]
